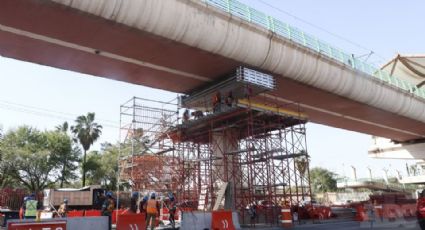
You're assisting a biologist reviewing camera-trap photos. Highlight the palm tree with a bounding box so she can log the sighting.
[71,113,102,186]
[55,121,69,133]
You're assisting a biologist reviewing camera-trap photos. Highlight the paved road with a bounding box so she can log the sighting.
[291,220,421,230]
[2,221,422,230]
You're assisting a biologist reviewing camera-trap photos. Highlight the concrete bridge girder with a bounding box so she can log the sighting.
[1,0,425,141]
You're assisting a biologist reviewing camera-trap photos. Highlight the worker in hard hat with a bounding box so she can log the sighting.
[146,193,160,230]
[139,195,148,219]
[213,91,222,113]
[183,109,190,123]
[130,192,139,213]
[58,199,69,217]
[102,192,115,230]
[24,194,38,219]
[168,195,177,229]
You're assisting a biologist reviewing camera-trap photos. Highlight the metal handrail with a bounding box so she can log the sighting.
[203,0,425,99]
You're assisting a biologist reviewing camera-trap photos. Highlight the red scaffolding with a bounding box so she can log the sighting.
[119,68,311,225]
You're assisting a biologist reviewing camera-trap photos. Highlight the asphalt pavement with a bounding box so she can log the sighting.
[2,220,422,230]
[291,220,421,230]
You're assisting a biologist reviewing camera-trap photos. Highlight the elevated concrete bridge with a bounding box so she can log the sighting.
[1,0,425,143]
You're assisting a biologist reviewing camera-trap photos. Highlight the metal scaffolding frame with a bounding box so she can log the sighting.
[118,97,180,194]
[118,90,311,226]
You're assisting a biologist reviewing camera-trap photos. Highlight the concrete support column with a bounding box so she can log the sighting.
[212,128,239,210]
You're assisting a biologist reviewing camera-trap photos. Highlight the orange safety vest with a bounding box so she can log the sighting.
[213,93,221,104]
[147,199,158,214]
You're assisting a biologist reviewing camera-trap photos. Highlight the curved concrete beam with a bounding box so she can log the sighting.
[46,0,425,125]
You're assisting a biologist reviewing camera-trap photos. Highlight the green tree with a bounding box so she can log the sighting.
[1,127,55,192]
[46,130,80,188]
[99,143,119,190]
[55,121,69,133]
[310,167,337,193]
[0,126,79,192]
[0,129,14,188]
[84,151,103,185]
[84,143,119,190]
[71,113,103,187]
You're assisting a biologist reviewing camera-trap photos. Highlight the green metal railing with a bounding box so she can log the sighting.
[203,0,425,99]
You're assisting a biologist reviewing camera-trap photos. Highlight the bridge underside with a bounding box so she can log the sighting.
[1,0,424,142]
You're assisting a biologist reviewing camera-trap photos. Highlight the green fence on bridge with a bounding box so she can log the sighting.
[203,0,425,99]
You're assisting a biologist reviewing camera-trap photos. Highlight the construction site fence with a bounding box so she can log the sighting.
[0,188,43,210]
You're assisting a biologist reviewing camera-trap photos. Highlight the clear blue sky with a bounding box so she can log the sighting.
[1,0,424,179]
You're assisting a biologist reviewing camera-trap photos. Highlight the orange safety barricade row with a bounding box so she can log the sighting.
[112,209,128,225]
[85,209,102,217]
[211,210,235,230]
[67,210,84,218]
[116,213,146,230]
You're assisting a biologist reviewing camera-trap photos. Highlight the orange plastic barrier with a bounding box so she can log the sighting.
[112,209,128,225]
[281,207,292,228]
[383,204,399,221]
[116,213,146,230]
[211,210,235,230]
[401,204,415,217]
[85,209,101,217]
[355,205,367,221]
[8,220,67,230]
[161,207,180,223]
[161,207,169,222]
[67,210,84,218]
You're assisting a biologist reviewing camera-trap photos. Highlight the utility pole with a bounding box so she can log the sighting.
[351,165,357,181]
[367,166,373,181]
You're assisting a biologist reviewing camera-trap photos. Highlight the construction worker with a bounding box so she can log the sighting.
[225,91,234,107]
[213,91,222,113]
[24,195,38,219]
[248,203,257,225]
[366,200,375,228]
[95,191,106,209]
[139,195,148,219]
[102,192,115,230]
[57,199,68,217]
[191,110,204,119]
[183,109,190,122]
[130,192,138,213]
[146,193,160,230]
[168,195,177,229]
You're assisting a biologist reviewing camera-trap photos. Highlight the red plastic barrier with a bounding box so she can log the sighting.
[383,204,399,221]
[400,204,416,217]
[355,205,367,221]
[211,210,235,230]
[112,209,128,225]
[281,207,292,228]
[418,198,425,218]
[318,206,331,219]
[67,210,84,218]
[85,209,101,217]
[116,213,146,230]
[8,220,67,230]
[161,207,169,221]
